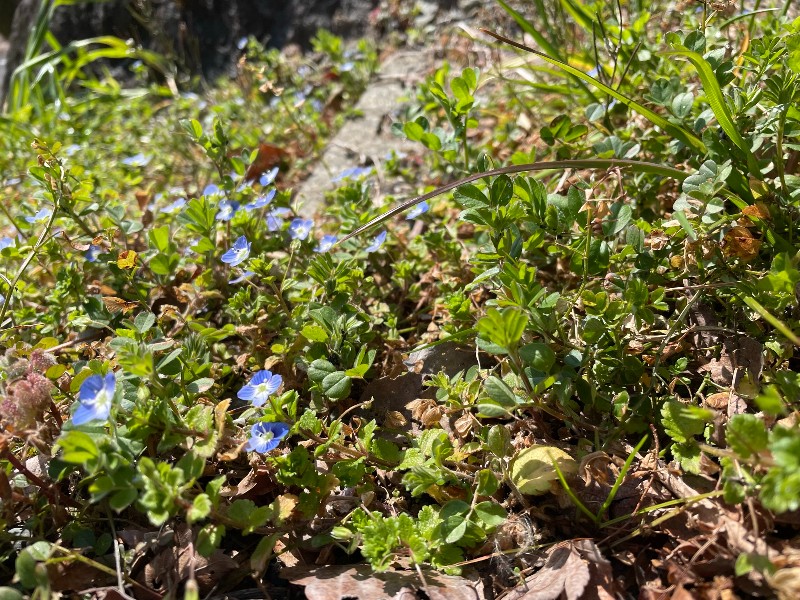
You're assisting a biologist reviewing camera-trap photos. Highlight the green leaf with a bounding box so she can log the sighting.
[484,376,518,407]
[473,501,506,529]
[674,209,698,241]
[186,377,215,395]
[321,371,352,400]
[476,469,499,496]
[188,493,212,523]
[726,414,768,458]
[520,342,556,372]
[308,359,336,383]
[58,430,100,464]
[196,524,225,557]
[476,307,528,353]
[661,401,712,444]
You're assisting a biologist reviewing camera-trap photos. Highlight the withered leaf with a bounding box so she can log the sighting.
[102,296,138,314]
[283,564,483,600]
[722,226,761,261]
[502,542,590,600]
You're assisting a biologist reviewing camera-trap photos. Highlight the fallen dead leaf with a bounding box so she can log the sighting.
[282,564,484,600]
[501,542,590,600]
[722,226,761,261]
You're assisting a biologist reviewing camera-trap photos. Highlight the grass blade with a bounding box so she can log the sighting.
[482,29,707,156]
[494,1,599,102]
[338,158,687,243]
[664,48,760,176]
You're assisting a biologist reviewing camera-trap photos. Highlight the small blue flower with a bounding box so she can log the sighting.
[314,235,338,253]
[245,189,276,211]
[72,372,116,425]
[339,61,355,73]
[333,166,373,182]
[203,183,221,197]
[85,245,102,262]
[161,198,186,214]
[246,421,290,453]
[365,230,387,253]
[229,270,255,284]
[121,153,149,167]
[221,236,251,266]
[0,237,14,250]
[237,36,249,50]
[216,199,240,222]
[406,201,429,220]
[238,370,283,407]
[267,208,291,232]
[26,208,52,224]
[259,168,279,187]
[289,218,314,241]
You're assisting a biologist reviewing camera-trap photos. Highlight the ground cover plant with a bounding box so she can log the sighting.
[2,0,800,598]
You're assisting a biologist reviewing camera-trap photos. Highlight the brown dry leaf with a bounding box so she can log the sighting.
[741,202,770,222]
[769,567,800,600]
[102,296,138,314]
[282,564,483,600]
[139,524,238,595]
[722,226,761,261]
[502,542,590,600]
[699,354,734,387]
[704,392,730,409]
[134,189,151,211]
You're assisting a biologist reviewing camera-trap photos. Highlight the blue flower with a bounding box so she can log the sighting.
[237,370,283,406]
[85,245,102,262]
[406,201,429,220]
[267,207,291,232]
[203,183,221,197]
[289,218,314,241]
[246,421,290,453]
[365,230,387,253]
[216,200,240,222]
[121,153,149,167]
[26,208,52,224]
[229,270,255,284]
[333,166,373,182]
[0,237,14,250]
[245,189,276,211]
[72,372,116,425]
[314,235,338,253]
[161,198,186,214]
[221,236,251,266]
[259,167,279,187]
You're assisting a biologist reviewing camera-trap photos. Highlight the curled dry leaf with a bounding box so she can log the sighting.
[722,226,761,261]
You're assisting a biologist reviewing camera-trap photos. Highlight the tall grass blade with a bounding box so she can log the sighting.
[664,47,760,176]
[495,0,598,102]
[481,29,707,156]
[339,159,687,243]
[558,0,597,33]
